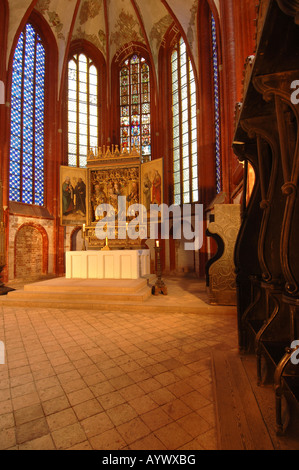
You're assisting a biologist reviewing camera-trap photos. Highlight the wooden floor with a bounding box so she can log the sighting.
[212,351,299,450]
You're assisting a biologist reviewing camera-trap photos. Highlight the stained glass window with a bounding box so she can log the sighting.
[171,38,198,205]
[120,55,151,160]
[68,53,98,167]
[211,13,222,194]
[9,23,45,206]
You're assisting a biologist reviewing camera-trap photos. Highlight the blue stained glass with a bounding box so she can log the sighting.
[10,134,21,149]
[23,141,32,154]
[22,191,33,205]
[9,23,45,206]
[211,14,221,194]
[35,120,43,133]
[11,95,21,112]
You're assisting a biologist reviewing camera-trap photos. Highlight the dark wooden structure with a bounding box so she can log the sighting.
[233,0,299,435]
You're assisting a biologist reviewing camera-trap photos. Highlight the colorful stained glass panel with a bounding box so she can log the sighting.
[120,55,151,159]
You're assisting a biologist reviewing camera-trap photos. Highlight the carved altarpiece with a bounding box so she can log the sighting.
[85,147,147,249]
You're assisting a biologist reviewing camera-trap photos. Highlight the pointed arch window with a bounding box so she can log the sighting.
[120,54,151,160]
[68,53,98,167]
[171,37,198,205]
[9,23,45,205]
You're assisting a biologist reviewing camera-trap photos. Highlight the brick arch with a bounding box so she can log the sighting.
[14,223,49,279]
[70,226,83,252]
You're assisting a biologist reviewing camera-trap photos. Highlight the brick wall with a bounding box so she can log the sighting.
[8,215,54,281]
[15,225,43,279]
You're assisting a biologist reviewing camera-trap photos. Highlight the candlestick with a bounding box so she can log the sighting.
[153,242,167,296]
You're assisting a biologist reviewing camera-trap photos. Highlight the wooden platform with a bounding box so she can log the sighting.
[212,351,275,450]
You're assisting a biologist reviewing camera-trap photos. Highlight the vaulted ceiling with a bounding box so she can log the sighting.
[5,0,220,93]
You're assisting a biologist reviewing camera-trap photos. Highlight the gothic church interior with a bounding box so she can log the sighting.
[0,0,299,451]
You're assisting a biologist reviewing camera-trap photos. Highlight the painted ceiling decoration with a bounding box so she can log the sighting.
[5,0,219,93]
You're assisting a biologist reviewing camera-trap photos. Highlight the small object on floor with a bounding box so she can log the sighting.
[0,265,15,295]
[152,280,168,296]
[153,241,167,295]
[0,284,15,296]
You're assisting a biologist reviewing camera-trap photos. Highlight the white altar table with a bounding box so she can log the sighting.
[65,250,150,280]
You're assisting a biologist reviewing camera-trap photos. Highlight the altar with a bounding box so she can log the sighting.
[66,250,150,280]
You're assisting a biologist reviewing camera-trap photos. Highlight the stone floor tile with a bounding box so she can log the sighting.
[0,412,14,430]
[102,366,124,380]
[0,388,11,402]
[106,403,138,426]
[129,434,167,450]
[67,387,94,406]
[127,368,152,383]
[154,371,177,386]
[12,391,41,411]
[194,427,218,450]
[18,434,56,450]
[46,408,78,432]
[80,412,114,439]
[89,428,127,450]
[61,378,87,394]
[90,380,115,397]
[166,380,194,398]
[116,417,151,445]
[14,403,44,426]
[9,373,34,389]
[51,423,87,450]
[178,439,205,451]
[97,391,126,410]
[42,395,70,416]
[73,399,103,421]
[83,371,106,387]
[0,427,16,450]
[37,384,65,402]
[67,440,93,450]
[0,399,13,414]
[109,374,134,390]
[119,383,145,401]
[180,390,212,411]
[154,422,193,450]
[16,417,49,445]
[129,395,158,415]
[149,387,176,406]
[177,412,212,438]
[140,407,173,432]
[162,399,193,421]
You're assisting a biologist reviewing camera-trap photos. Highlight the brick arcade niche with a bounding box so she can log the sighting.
[14,224,48,280]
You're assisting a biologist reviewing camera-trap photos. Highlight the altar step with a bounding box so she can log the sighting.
[0,277,154,311]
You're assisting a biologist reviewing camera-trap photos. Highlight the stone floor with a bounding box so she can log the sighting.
[0,278,238,450]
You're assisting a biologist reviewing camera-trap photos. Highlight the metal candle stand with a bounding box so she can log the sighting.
[82,224,87,251]
[152,244,167,296]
